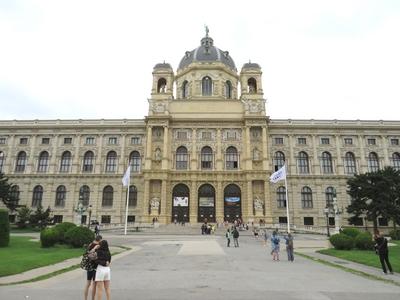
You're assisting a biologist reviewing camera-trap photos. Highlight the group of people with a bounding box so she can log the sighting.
[83,235,112,300]
[225,226,240,247]
[201,222,215,235]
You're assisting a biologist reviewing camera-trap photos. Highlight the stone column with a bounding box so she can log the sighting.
[120,134,126,172]
[382,135,390,166]
[245,126,252,169]
[95,134,104,174]
[263,180,273,224]
[262,126,268,170]
[162,126,169,169]
[191,128,197,170]
[311,135,320,175]
[358,135,366,173]
[49,134,59,173]
[27,135,37,173]
[142,180,150,222]
[72,134,81,174]
[145,126,152,169]
[6,135,15,174]
[216,180,223,221]
[216,129,222,170]
[246,180,253,222]
[160,179,167,223]
[288,135,295,175]
[335,135,343,175]
[190,181,197,224]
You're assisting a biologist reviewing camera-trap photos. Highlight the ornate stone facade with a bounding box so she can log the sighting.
[1,33,400,229]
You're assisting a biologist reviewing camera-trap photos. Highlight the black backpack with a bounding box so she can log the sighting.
[233,230,239,238]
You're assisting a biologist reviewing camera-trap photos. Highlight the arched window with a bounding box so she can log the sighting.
[60,151,71,173]
[248,77,257,93]
[32,185,43,207]
[391,153,400,171]
[298,152,309,174]
[102,185,113,207]
[105,151,117,172]
[79,185,90,206]
[10,185,20,205]
[301,186,313,208]
[202,76,212,96]
[83,151,94,172]
[321,151,333,174]
[182,80,189,99]
[55,185,66,207]
[15,151,27,172]
[0,151,4,173]
[225,146,238,170]
[176,146,188,170]
[277,186,286,208]
[368,152,379,172]
[129,185,137,207]
[344,152,357,174]
[157,78,167,93]
[130,151,141,172]
[325,187,335,208]
[273,151,285,171]
[201,146,213,169]
[225,81,232,99]
[37,151,49,172]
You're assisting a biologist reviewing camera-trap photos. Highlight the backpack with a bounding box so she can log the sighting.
[80,253,95,270]
[287,238,293,248]
[273,236,280,245]
[233,230,239,238]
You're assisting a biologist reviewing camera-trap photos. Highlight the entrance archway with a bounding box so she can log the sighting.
[172,184,190,223]
[198,184,215,222]
[224,184,241,222]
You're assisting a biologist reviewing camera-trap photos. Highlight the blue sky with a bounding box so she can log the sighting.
[0,0,399,120]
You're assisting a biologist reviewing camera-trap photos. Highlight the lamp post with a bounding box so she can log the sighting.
[87,205,92,228]
[324,207,330,237]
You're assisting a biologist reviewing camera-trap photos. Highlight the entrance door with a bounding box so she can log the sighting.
[224,184,241,223]
[198,184,216,222]
[171,184,190,223]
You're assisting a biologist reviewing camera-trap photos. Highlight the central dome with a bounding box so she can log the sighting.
[178,34,236,71]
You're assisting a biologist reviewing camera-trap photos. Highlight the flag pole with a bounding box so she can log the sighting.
[284,164,290,233]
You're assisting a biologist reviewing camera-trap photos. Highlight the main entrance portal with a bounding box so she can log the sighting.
[171,184,190,223]
[224,184,241,222]
[198,184,215,222]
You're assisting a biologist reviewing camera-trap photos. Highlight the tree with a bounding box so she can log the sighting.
[347,167,400,232]
[16,207,32,228]
[0,172,22,211]
[29,206,53,229]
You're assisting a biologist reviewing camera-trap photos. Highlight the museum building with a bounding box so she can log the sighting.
[1,31,400,229]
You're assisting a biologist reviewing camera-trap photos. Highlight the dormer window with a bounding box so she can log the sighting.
[182,80,189,99]
[248,78,257,93]
[225,81,232,99]
[202,76,212,96]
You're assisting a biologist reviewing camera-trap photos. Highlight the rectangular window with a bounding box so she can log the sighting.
[378,217,388,227]
[278,217,287,224]
[202,131,212,140]
[226,131,237,141]
[101,215,111,224]
[251,129,261,139]
[20,138,28,145]
[321,138,330,145]
[85,137,95,145]
[127,215,135,223]
[274,137,284,145]
[108,137,117,145]
[64,137,72,144]
[303,217,314,226]
[344,138,353,145]
[367,138,376,145]
[177,131,188,140]
[298,138,306,145]
[41,138,50,144]
[53,215,63,224]
[391,138,399,146]
[329,217,335,226]
[131,137,141,145]
[349,217,363,226]
[0,137,6,144]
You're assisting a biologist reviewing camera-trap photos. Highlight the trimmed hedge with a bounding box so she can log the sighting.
[389,229,400,240]
[354,232,374,250]
[64,226,94,248]
[0,209,10,247]
[54,222,77,244]
[329,233,354,250]
[341,228,361,238]
[40,228,60,248]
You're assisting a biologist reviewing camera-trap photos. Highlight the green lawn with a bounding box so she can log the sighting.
[318,241,400,272]
[0,236,84,277]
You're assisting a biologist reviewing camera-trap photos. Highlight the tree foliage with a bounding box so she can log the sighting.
[347,167,400,231]
[29,206,53,229]
[0,172,21,211]
[16,207,32,228]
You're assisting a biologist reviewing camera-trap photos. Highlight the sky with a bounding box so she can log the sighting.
[0,0,400,121]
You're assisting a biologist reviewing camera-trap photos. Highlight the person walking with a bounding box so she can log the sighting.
[94,240,112,300]
[94,222,100,236]
[83,235,102,300]
[263,229,269,247]
[232,227,240,247]
[270,231,280,261]
[225,228,232,247]
[284,233,294,262]
[374,230,393,274]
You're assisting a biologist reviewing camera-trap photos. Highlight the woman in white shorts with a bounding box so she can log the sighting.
[95,240,111,300]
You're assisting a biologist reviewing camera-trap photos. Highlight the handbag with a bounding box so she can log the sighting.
[80,254,92,270]
[87,251,98,261]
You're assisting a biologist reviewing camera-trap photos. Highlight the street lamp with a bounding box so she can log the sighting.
[87,205,92,228]
[324,206,330,237]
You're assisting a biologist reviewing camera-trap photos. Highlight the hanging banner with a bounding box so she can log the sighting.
[199,197,214,207]
[224,197,240,206]
[173,196,189,207]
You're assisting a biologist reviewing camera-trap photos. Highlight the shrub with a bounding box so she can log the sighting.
[16,207,31,229]
[40,228,60,248]
[54,222,77,243]
[354,232,374,250]
[0,209,10,247]
[389,229,400,240]
[65,226,94,248]
[329,233,354,250]
[341,228,361,238]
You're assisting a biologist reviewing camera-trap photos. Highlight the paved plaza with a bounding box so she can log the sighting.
[1,231,400,300]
